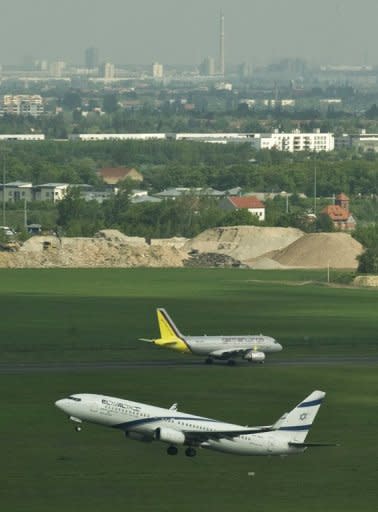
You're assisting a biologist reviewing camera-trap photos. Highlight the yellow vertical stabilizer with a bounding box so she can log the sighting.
[155,308,190,353]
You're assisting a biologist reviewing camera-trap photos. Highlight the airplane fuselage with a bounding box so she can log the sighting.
[185,335,282,356]
[55,393,305,456]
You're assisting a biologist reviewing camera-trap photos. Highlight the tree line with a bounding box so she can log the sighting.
[1,140,377,198]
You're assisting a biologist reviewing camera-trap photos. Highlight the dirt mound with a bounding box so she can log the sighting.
[354,275,378,287]
[185,226,304,262]
[272,233,363,269]
[151,237,188,248]
[1,233,186,268]
[0,227,365,270]
[95,229,147,246]
[246,257,287,270]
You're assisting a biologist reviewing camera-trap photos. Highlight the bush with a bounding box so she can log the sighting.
[331,271,356,285]
[357,247,378,274]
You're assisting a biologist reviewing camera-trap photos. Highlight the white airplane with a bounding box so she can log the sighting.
[140,308,282,365]
[55,390,332,458]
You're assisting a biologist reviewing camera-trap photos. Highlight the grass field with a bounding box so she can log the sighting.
[0,269,377,511]
[0,268,377,362]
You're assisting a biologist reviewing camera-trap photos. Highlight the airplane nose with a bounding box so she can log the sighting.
[55,399,66,410]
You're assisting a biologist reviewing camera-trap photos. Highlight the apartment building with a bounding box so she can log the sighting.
[0,95,44,117]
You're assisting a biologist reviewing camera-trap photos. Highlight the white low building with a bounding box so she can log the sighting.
[69,133,166,141]
[0,134,45,141]
[219,196,266,221]
[335,130,378,152]
[0,181,33,203]
[250,129,334,152]
[34,183,69,202]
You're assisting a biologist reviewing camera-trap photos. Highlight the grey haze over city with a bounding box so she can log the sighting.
[1,0,378,67]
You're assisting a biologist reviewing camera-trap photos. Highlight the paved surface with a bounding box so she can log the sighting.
[0,356,377,373]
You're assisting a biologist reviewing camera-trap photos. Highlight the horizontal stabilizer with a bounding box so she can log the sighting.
[289,442,338,448]
[139,338,155,343]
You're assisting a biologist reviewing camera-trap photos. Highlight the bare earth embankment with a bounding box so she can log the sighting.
[0,226,364,270]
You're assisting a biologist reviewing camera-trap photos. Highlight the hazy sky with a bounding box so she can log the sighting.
[1,0,378,66]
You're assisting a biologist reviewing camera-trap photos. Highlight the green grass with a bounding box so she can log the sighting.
[1,367,377,512]
[0,268,376,362]
[0,268,377,511]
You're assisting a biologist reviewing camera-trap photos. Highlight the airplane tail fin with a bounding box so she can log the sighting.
[157,308,183,340]
[275,390,325,443]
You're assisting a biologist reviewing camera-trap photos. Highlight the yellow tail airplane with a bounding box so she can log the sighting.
[140,308,282,365]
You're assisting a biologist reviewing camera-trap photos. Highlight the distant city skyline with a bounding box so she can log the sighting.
[1,0,378,67]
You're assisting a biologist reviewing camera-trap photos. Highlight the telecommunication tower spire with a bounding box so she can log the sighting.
[219,11,225,76]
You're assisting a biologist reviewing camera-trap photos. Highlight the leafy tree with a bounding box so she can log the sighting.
[353,224,378,248]
[103,94,119,114]
[62,91,82,109]
[218,209,261,227]
[57,187,104,236]
[365,104,378,119]
[102,190,130,228]
[357,248,378,274]
[315,213,335,232]
[354,224,378,274]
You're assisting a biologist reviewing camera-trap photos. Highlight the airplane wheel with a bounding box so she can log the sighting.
[205,357,213,365]
[227,360,236,366]
[185,447,196,457]
[167,445,178,456]
[75,425,82,432]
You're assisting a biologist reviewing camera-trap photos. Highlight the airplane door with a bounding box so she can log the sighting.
[90,402,99,413]
[268,437,275,454]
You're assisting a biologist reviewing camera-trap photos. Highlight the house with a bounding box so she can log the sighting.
[321,193,356,231]
[97,167,143,185]
[34,183,70,202]
[219,196,266,221]
[0,181,33,203]
[154,187,225,200]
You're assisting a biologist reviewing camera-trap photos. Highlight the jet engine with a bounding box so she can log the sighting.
[125,431,153,443]
[244,351,266,363]
[154,427,186,445]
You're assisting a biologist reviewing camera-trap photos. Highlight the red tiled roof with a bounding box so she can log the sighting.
[98,167,137,179]
[321,205,349,221]
[228,196,265,209]
[336,192,349,201]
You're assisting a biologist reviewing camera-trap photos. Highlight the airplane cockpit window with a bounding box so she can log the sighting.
[67,396,82,401]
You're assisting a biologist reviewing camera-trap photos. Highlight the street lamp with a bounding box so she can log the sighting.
[2,150,6,226]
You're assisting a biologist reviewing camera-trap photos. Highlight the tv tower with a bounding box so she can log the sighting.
[219,11,225,76]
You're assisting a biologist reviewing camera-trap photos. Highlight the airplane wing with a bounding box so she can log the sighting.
[182,425,272,443]
[209,348,257,359]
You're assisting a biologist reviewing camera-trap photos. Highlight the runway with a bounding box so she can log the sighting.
[1,356,378,373]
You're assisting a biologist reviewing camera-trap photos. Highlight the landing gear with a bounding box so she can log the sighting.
[185,447,197,457]
[205,357,213,365]
[167,445,178,456]
[74,425,82,432]
[227,359,236,366]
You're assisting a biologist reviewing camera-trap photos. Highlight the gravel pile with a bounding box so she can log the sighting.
[271,233,363,269]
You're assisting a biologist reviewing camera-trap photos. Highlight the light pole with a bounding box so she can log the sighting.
[313,156,317,216]
[24,198,28,229]
[2,151,6,226]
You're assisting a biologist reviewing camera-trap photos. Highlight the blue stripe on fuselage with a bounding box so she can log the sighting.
[113,416,219,430]
[298,398,323,408]
[279,424,311,431]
